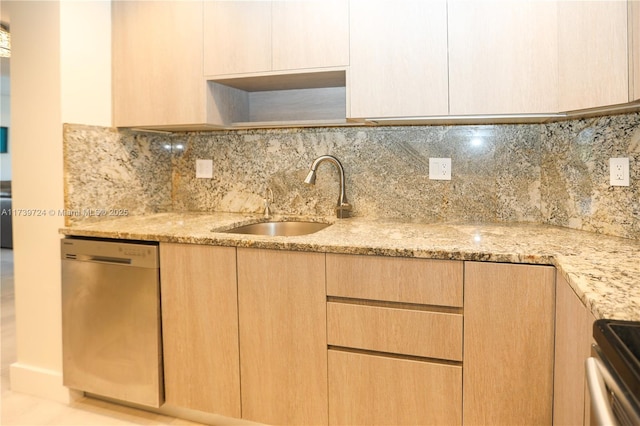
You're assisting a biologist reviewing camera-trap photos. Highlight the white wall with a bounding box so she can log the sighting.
[61,1,111,126]
[7,0,111,402]
[1,57,10,180]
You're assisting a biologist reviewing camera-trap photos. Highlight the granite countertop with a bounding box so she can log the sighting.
[60,212,640,322]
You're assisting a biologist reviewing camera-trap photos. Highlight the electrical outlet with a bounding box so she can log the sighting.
[610,158,629,186]
[196,159,213,179]
[429,158,451,181]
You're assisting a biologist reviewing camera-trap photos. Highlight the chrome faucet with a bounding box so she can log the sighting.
[304,155,352,218]
[263,187,273,218]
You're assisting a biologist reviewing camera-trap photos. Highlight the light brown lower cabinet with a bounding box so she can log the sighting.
[553,270,597,426]
[237,248,328,426]
[328,349,462,426]
[159,243,240,417]
[463,261,556,426]
[158,245,589,426]
[326,253,463,426]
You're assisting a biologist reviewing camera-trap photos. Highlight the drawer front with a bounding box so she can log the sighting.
[326,253,463,307]
[329,349,462,426]
[328,302,462,361]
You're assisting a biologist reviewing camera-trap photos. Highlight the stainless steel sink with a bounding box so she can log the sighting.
[221,221,331,237]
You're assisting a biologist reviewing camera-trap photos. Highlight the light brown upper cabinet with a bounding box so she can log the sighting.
[348,0,449,118]
[112,1,206,128]
[113,1,638,129]
[448,0,559,115]
[558,1,629,111]
[204,0,349,77]
[203,1,271,76]
[271,0,349,71]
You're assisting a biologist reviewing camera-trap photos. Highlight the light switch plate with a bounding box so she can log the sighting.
[196,159,213,179]
[610,157,629,186]
[429,158,451,180]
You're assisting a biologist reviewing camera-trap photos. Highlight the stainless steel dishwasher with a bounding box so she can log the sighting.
[61,237,163,408]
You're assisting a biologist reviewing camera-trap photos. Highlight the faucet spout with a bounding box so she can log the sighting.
[304,155,352,218]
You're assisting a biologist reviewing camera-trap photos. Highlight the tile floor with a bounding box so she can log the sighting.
[0,248,205,425]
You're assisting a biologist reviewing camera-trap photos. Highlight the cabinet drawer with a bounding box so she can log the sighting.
[329,350,462,426]
[327,302,462,361]
[326,254,463,307]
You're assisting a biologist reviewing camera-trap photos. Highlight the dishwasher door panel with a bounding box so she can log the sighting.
[62,259,163,408]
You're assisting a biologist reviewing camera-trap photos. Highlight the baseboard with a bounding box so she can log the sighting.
[9,362,82,403]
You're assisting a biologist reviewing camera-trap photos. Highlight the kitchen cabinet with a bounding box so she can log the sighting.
[328,350,461,426]
[348,0,449,119]
[463,262,555,425]
[553,270,597,426]
[632,0,640,101]
[237,248,328,425]
[112,1,638,130]
[203,0,349,127]
[448,0,633,115]
[448,0,559,115]
[326,253,463,307]
[558,1,629,111]
[271,0,349,71]
[112,1,207,128]
[159,243,240,417]
[202,1,271,76]
[327,302,462,360]
[203,0,348,77]
[326,254,463,425]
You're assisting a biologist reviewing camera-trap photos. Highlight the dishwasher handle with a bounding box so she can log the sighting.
[73,254,133,265]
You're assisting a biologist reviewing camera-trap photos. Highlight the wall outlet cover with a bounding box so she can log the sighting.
[429,158,452,180]
[609,157,629,186]
[196,159,213,179]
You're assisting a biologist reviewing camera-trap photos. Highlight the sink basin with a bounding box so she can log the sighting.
[222,221,331,237]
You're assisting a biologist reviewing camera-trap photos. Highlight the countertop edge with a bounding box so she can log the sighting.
[59,214,640,322]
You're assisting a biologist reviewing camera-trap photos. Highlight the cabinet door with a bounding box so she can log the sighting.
[329,350,462,426]
[632,0,640,101]
[112,1,205,127]
[558,1,629,110]
[448,0,558,115]
[463,262,555,426]
[272,0,349,71]
[237,248,327,426]
[204,1,348,76]
[203,1,272,76]
[553,271,596,426]
[159,243,240,417]
[349,0,449,118]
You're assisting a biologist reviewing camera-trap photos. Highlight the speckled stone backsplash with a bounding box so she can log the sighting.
[541,115,640,239]
[63,112,640,239]
[63,125,173,225]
